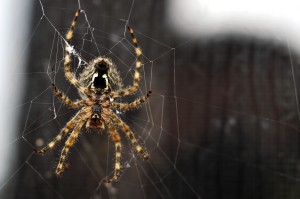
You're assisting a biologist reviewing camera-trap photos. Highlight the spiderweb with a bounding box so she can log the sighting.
[1,0,300,198]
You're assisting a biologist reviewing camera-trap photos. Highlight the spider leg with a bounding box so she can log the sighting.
[64,9,91,97]
[110,26,143,98]
[52,83,85,109]
[34,109,85,154]
[111,91,151,111]
[56,113,90,176]
[109,111,149,160]
[104,119,122,183]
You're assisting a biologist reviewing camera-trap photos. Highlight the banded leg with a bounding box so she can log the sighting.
[64,9,91,96]
[109,112,149,160]
[56,116,88,176]
[110,26,143,98]
[105,120,122,183]
[34,109,84,154]
[52,83,85,109]
[112,91,151,111]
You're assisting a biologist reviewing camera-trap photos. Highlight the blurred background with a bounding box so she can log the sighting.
[1,0,300,198]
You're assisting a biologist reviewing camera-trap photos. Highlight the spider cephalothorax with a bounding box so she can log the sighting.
[34,9,151,183]
[91,62,110,92]
[79,57,123,97]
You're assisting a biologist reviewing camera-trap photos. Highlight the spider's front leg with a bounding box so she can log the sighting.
[64,9,91,97]
[104,120,122,183]
[109,111,149,160]
[110,26,143,98]
[52,83,84,109]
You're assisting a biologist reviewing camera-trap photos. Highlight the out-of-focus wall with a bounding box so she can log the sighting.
[167,0,300,52]
[0,0,32,187]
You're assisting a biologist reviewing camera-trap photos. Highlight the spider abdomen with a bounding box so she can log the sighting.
[85,104,105,130]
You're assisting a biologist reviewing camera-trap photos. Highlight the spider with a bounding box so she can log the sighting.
[34,9,151,183]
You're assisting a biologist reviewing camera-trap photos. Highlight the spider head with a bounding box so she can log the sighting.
[79,57,123,98]
[91,61,111,93]
[95,61,109,74]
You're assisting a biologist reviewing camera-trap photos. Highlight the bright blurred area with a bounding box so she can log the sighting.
[0,0,31,187]
[168,0,300,51]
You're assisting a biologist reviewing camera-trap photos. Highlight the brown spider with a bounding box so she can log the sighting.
[34,9,151,183]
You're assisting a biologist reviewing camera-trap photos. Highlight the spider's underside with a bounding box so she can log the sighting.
[34,9,151,183]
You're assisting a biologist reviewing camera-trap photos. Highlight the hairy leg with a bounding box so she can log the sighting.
[112,91,151,111]
[109,111,149,160]
[110,26,143,98]
[52,83,84,109]
[104,120,122,183]
[56,114,89,176]
[34,109,85,154]
[64,9,90,96]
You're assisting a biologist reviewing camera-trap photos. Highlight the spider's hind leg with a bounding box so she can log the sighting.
[104,120,122,183]
[56,115,89,176]
[34,109,84,154]
[110,112,149,160]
